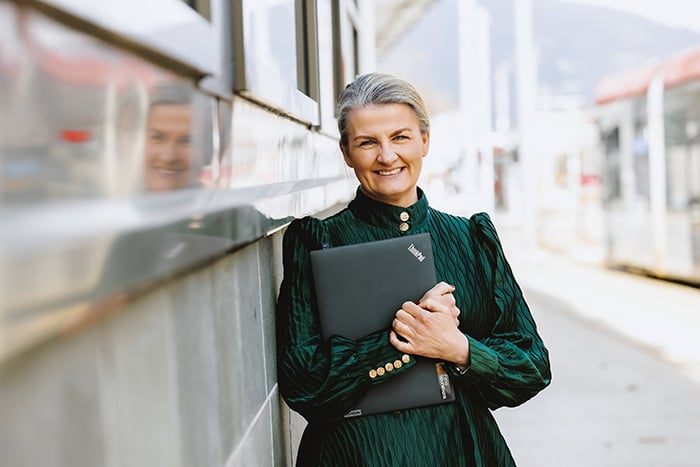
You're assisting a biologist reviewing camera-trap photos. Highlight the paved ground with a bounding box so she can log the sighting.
[487,218,700,466]
[494,293,700,467]
[497,224,700,387]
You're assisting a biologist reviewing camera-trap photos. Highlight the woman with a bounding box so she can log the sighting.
[276,73,551,466]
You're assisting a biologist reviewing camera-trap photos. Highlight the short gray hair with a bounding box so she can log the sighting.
[336,73,430,148]
[149,79,193,108]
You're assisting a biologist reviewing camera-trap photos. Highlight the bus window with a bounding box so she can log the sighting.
[602,128,622,205]
[690,141,700,206]
[633,122,650,202]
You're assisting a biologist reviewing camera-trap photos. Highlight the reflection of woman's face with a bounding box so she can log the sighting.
[143,104,192,191]
[340,103,429,207]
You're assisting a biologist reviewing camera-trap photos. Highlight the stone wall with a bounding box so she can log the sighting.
[0,230,307,467]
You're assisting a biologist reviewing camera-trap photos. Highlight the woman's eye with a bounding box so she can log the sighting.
[358,140,375,147]
[393,134,409,141]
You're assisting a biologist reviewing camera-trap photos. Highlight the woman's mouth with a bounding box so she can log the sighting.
[375,167,403,176]
[153,167,187,176]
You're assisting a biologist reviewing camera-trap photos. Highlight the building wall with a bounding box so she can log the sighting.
[0,228,312,466]
[0,2,370,464]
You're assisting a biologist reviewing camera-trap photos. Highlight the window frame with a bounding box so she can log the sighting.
[232,0,320,126]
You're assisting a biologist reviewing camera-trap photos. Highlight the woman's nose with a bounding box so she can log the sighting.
[376,144,398,164]
[158,141,181,161]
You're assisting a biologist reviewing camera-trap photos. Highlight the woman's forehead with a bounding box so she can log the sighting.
[346,104,419,132]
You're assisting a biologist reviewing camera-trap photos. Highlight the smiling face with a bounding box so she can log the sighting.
[340,103,429,207]
[143,104,192,191]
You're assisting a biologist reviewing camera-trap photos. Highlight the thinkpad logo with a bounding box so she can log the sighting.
[407,243,426,262]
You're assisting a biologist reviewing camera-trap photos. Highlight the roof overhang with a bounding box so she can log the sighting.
[374,0,437,55]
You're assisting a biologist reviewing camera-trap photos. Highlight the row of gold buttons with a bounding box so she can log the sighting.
[369,354,411,379]
[399,211,410,232]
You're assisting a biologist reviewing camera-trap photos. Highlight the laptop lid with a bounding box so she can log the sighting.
[310,233,455,418]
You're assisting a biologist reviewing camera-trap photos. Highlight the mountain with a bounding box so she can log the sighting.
[378,0,700,114]
[530,0,700,101]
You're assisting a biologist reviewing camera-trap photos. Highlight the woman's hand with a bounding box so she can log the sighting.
[416,282,460,326]
[389,282,469,365]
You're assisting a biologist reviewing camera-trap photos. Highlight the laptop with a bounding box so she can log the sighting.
[310,233,455,418]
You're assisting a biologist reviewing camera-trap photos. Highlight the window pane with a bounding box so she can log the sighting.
[602,128,621,204]
[243,0,298,89]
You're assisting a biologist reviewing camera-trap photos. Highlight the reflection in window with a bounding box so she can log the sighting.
[144,82,195,192]
[142,80,214,192]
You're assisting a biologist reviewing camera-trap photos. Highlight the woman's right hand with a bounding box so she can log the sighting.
[389,282,468,364]
[416,281,460,327]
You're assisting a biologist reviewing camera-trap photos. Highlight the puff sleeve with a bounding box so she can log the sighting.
[448,213,552,410]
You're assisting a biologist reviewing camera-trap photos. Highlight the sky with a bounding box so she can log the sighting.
[560,0,700,32]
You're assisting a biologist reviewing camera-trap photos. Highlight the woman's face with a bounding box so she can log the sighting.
[340,103,429,207]
[143,104,192,191]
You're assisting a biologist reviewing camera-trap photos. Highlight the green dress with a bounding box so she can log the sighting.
[276,188,551,466]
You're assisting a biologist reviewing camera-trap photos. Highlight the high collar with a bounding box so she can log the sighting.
[348,187,430,234]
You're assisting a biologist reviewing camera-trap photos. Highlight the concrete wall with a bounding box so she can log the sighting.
[0,230,307,467]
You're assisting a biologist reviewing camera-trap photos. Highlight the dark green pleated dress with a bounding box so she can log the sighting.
[276,188,551,466]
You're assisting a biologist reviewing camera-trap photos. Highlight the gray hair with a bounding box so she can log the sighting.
[149,79,194,108]
[336,73,430,148]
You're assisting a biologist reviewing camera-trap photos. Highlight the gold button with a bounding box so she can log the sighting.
[400,211,410,222]
[393,359,402,369]
[369,369,377,379]
[385,362,394,372]
[377,367,385,376]
[399,222,409,232]
[401,354,411,363]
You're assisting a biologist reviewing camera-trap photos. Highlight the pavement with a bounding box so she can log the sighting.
[492,216,700,387]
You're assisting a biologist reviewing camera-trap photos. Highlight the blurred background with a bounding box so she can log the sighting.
[378,0,700,270]
[1,0,699,466]
[374,3,700,464]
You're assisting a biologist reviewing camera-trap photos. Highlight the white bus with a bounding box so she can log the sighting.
[595,45,700,284]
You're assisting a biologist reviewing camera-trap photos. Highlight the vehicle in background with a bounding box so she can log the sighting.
[595,46,700,284]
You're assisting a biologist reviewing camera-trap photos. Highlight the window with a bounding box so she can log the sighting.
[235,0,319,124]
[665,83,700,209]
[332,0,361,106]
[296,0,320,100]
[633,122,650,201]
[601,128,621,205]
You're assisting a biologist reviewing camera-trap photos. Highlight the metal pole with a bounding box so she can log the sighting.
[515,0,538,257]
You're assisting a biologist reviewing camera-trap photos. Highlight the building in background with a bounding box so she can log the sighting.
[376,0,495,216]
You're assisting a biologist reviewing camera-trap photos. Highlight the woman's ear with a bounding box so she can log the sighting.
[422,130,430,157]
[340,141,354,167]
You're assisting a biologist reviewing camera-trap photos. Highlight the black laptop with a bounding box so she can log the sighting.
[310,233,455,418]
